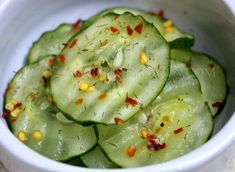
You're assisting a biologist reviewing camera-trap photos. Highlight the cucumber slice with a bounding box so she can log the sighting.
[4,56,96,161]
[81,7,194,49]
[80,146,118,168]
[191,52,227,116]
[27,23,81,63]
[96,60,213,167]
[66,158,85,167]
[50,12,170,124]
[171,49,192,63]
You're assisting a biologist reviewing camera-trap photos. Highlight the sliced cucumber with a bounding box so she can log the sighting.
[171,49,192,63]
[97,60,213,167]
[81,7,194,49]
[50,12,170,124]
[27,23,81,63]
[191,52,227,116]
[4,56,96,161]
[80,146,118,168]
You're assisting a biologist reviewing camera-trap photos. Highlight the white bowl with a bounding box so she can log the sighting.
[0,0,235,171]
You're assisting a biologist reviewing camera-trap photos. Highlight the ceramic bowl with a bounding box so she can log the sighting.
[0,0,235,171]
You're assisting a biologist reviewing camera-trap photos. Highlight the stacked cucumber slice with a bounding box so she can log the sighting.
[3,7,226,168]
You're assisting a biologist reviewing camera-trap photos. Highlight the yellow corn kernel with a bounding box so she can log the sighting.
[10,99,18,106]
[139,52,148,64]
[140,128,148,138]
[18,131,27,142]
[10,108,21,118]
[162,115,170,123]
[99,74,107,81]
[87,86,95,92]
[42,70,52,79]
[5,102,14,111]
[33,131,43,142]
[163,20,173,28]
[165,27,175,33]
[79,82,90,91]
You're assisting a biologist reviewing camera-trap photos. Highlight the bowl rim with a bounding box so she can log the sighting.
[0,0,235,171]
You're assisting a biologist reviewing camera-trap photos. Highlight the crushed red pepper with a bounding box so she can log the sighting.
[114,117,123,125]
[59,54,65,64]
[90,68,99,77]
[150,10,165,17]
[174,127,184,134]
[98,93,107,100]
[147,139,166,151]
[14,102,22,109]
[208,63,214,68]
[126,25,134,36]
[147,134,157,139]
[2,109,10,118]
[75,98,84,106]
[72,19,82,31]
[74,70,83,78]
[126,146,137,157]
[184,61,192,68]
[69,39,78,49]
[114,68,123,75]
[134,22,143,34]
[115,76,122,83]
[212,102,222,108]
[48,57,56,66]
[11,118,17,124]
[110,26,119,33]
[125,97,138,107]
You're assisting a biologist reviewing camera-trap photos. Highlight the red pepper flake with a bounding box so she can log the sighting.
[125,97,138,107]
[134,22,143,34]
[11,118,17,124]
[184,61,191,68]
[59,54,65,64]
[110,26,119,33]
[98,93,107,100]
[174,127,183,134]
[126,25,134,36]
[74,70,83,78]
[114,117,123,125]
[147,139,166,151]
[90,68,99,77]
[48,57,56,66]
[14,102,22,109]
[75,98,84,106]
[151,10,165,17]
[208,63,215,68]
[115,76,122,83]
[2,109,10,118]
[212,102,222,108]
[72,19,82,32]
[147,134,157,139]
[69,39,78,49]
[114,68,123,75]
[126,146,136,157]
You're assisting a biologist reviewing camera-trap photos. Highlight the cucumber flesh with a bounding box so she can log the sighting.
[27,23,81,64]
[97,60,213,167]
[50,12,170,124]
[81,7,194,49]
[4,56,96,161]
[80,146,118,168]
[191,52,227,116]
